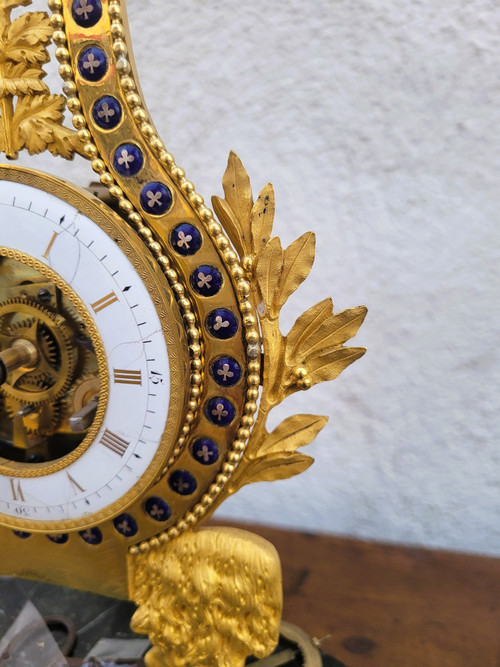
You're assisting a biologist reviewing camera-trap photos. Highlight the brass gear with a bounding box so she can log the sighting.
[6,317,58,382]
[0,297,77,404]
[4,395,62,436]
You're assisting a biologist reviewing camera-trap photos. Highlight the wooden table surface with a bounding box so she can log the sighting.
[217,521,500,667]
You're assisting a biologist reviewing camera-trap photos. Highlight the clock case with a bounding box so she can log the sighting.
[0,0,259,599]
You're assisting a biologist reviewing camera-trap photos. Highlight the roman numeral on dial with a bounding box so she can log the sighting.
[100,429,129,457]
[10,479,24,502]
[113,368,142,385]
[91,291,119,313]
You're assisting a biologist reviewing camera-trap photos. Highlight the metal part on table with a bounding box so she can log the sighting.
[85,638,149,662]
[253,622,323,666]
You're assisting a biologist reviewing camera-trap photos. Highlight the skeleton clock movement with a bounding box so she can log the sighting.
[0,1,366,665]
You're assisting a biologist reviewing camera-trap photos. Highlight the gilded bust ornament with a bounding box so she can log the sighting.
[0,1,366,665]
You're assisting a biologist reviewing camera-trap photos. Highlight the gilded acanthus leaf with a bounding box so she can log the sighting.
[0,0,30,31]
[286,298,332,358]
[0,0,81,159]
[6,12,52,64]
[0,60,48,96]
[255,236,283,316]
[258,414,328,457]
[250,182,275,258]
[222,150,253,247]
[277,300,367,397]
[13,93,79,157]
[45,124,82,159]
[1,0,31,8]
[227,414,327,495]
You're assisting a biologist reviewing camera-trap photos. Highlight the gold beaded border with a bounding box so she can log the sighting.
[48,0,261,549]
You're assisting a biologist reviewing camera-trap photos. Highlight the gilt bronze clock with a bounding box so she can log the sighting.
[0,1,366,665]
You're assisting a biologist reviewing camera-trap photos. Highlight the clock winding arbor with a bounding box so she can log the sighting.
[0,1,366,665]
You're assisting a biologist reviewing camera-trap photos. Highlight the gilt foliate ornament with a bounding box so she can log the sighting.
[211,152,366,501]
[0,0,81,158]
[0,1,366,665]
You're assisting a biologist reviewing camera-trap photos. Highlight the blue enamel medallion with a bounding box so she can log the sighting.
[79,527,102,545]
[72,0,102,28]
[140,182,172,215]
[78,46,108,82]
[211,356,242,387]
[47,534,69,545]
[92,96,122,130]
[113,143,144,177]
[169,469,197,496]
[191,438,219,465]
[145,496,171,522]
[171,223,202,256]
[190,265,223,297]
[205,396,236,427]
[13,530,30,539]
[113,513,139,538]
[206,308,239,339]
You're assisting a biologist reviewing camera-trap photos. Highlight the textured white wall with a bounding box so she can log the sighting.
[16,1,500,555]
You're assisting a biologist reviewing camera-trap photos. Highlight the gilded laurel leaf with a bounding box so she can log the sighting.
[255,236,283,316]
[325,305,368,347]
[241,451,314,486]
[209,151,367,504]
[254,232,315,318]
[286,298,332,356]
[212,194,245,258]
[250,183,275,258]
[222,151,253,246]
[306,346,366,385]
[0,60,48,96]
[276,232,316,312]
[6,12,52,64]
[258,414,328,457]
[214,155,275,263]
[286,300,367,362]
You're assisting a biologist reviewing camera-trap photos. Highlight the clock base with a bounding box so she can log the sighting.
[0,578,343,666]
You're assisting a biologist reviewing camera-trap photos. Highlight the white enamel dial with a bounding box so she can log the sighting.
[0,174,173,529]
